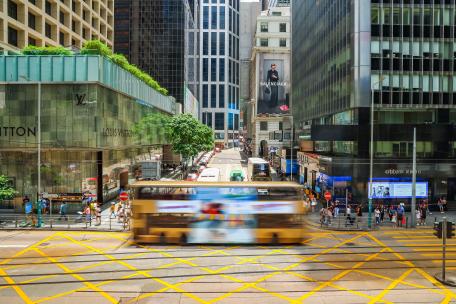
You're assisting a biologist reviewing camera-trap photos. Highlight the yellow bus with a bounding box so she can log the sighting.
[129,181,308,244]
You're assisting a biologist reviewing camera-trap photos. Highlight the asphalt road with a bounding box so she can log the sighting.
[1,228,455,304]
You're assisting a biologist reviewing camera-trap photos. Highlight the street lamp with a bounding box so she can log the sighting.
[368,76,385,229]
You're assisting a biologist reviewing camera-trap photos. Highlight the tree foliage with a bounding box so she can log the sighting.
[166,114,214,161]
[0,175,16,201]
[21,40,169,96]
[22,45,72,55]
[134,113,214,161]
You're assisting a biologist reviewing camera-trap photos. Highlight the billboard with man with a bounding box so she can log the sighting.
[258,57,290,114]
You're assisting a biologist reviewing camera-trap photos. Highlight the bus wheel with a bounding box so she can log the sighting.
[271,233,279,245]
[159,233,166,245]
[179,233,187,245]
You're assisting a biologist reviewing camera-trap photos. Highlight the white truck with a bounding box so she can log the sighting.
[139,160,161,180]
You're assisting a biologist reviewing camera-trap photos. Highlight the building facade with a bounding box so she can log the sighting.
[0,0,114,51]
[240,0,261,138]
[199,0,240,148]
[249,6,291,160]
[292,0,456,204]
[0,55,176,210]
[114,0,199,109]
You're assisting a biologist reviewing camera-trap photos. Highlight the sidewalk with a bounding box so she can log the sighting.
[306,209,456,231]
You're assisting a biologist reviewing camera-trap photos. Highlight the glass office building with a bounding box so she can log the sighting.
[0,55,176,206]
[292,0,456,203]
[199,0,240,147]
[114,0,199,105]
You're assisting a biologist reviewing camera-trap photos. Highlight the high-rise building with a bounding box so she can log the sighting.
[199,0,240,148]
[293,1,456,203]
[262,0,289,10]
[249,6,291,159]
[0,0,114,51]
[115,0,199,109]
[240,0,261,140]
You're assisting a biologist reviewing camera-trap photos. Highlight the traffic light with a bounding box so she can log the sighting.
[447,222,455,239]
[434,222,443,238]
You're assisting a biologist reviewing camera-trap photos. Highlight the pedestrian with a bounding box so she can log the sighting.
[117,206,125,223]
[346,205,353,226]
[84,204,91,226]
[397,204,404,227]
[95,203,102,226]
[320,207,326,225]
[374,207,381,225]
[334,201,340,217]
[420,203,427,226]
[438,197,444,213]
[326,207,333,225]
[110,202,116,219]
[388,205,394,222]
[442,196,448,212]
[380,204,385,223]
[356,204,363,223]
[416,206,421,226]
[59,202,68,221]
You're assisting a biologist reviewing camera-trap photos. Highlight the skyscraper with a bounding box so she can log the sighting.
[0,0,114,51]
[114,0,199,108]
[199,0,240,148]
[293,1,456,203]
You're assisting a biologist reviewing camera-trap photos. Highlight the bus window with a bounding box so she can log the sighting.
[253,164,270,178]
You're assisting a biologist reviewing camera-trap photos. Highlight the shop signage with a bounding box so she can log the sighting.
[75,94,96,106]
[0,126,36,137]
[102,128,134,137]
[384,169,423,175]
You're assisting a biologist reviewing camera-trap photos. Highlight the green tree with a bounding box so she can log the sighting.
[0,175,16,201]
[133,112,171,144]
[166,114,214,162]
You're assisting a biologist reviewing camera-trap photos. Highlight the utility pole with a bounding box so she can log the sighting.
[411,127,417,228]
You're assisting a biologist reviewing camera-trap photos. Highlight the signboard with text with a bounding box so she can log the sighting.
[368,182,428,199]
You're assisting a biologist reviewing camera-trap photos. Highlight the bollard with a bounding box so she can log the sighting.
[50,219,53,229]
[15,215,18,228]
[406,217,409,229]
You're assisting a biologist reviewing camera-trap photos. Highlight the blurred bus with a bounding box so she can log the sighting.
[129,181,308,244]
[247,158,271,181]
[197,168,221,182]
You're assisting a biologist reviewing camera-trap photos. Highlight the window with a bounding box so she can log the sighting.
[59,32,65,44]
[260,22,268,32]
[203,58,208,81]
[45,23,52,38]
[272,12,281,16]
[45,0,52,15]
[8,0,17,20]
[260,122,268,131]
[203,84,208,108]
[203,6,209,29]
[203,32,208,55]
[28,36,36,46]
[28,13,36,30]
[211,32,217,55]
[211,85,217,108]
[279,38,287,47]
[219,84,225,108]
[279,23,286,32]
[211,58,217,81]
[260,38,268,47]
[211,6,217,29]
[8,26,18,47]
[60,11,65,24]
[219,6,225,29]
[219,32,225,55]
[219,58,225,81]
[371,8,379,24]
[215,113,224,130]
[279,122,283,131]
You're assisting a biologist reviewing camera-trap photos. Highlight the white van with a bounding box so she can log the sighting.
[197,168,221,182]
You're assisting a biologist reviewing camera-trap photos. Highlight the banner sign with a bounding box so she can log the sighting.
[368,182,428,199]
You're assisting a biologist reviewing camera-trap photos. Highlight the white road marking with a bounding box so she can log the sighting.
[0,245,29,248]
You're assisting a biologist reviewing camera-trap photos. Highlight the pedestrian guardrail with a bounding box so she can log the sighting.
[0,214,131,231]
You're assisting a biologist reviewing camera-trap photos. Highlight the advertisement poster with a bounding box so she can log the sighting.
[368,182,428,199]
[188,201,256,244]
[258,58,290,114]
[157,201,200,213]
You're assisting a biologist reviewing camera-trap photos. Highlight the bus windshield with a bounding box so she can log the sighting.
[253,164,270,177]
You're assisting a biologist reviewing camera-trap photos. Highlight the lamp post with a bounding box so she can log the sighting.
[368,76,385,229]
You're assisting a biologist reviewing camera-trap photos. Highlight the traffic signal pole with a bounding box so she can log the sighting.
[443,217,447,282]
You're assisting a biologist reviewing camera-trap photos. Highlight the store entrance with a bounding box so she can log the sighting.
[448,178,456,202]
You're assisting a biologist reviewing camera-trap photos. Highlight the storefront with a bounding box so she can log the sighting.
[0,55,177,210]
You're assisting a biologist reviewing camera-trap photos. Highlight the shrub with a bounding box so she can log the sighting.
[109,53,129,67]
[80,40,112,56]
[22,45,72,55]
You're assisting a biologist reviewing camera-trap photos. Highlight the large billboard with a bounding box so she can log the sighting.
[368,182,428,199]
[258,57,290,114]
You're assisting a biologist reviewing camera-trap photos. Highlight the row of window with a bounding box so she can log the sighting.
[372,74,456,92]
[371,40,456,60]
[202,5,239,36]
[202,58,239,84]
[372,6,456,26]
[7,25,84,47]
[201,112,239,131]
[201,84,239,109]
[260,22,288,33]
[259,38,288,47]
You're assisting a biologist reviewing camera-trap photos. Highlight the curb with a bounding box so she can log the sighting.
[0,227,128,232]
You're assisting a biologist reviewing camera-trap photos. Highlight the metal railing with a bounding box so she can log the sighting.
[0,213,131,231]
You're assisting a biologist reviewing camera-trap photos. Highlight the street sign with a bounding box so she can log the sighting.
[324,191,332,202]
[119,191,129,202]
